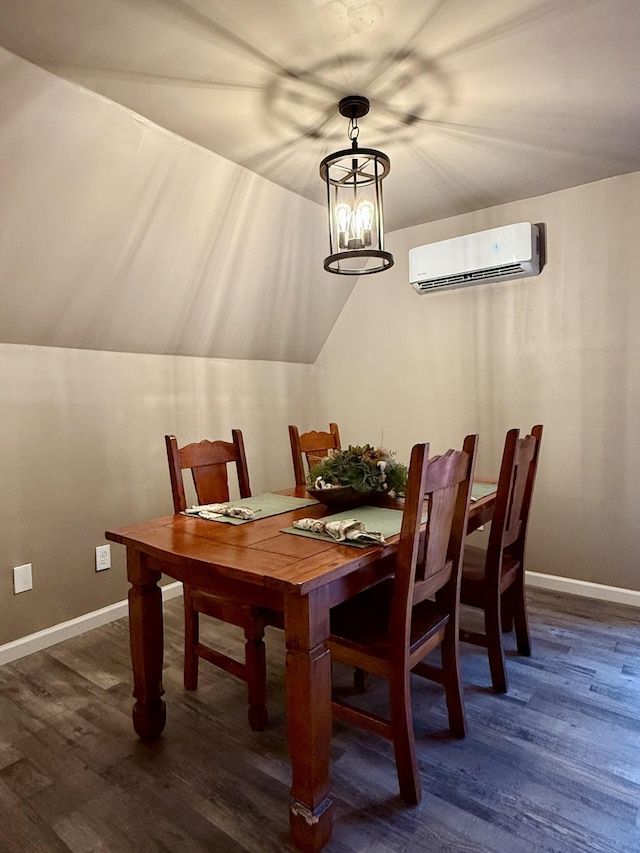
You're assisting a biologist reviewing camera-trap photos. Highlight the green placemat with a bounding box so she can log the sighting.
[184,492,319,524]
[471,481,497,501]
[282,505,406,548]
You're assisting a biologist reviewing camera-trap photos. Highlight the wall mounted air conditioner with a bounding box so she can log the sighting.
[409,222,541,294]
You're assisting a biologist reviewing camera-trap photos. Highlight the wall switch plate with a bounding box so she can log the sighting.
[13,563,33,594]
[95,544,111,572]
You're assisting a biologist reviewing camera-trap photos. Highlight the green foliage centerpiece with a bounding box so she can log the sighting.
[307,444,408,509]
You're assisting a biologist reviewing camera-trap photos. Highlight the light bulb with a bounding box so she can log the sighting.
[335,203,352,250]
[336,203,352,232]
[356,201,373,230]
[356,201,374,247]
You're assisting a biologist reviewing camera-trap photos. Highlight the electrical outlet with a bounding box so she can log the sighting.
[13,563,33,594]
[95,544,111,572]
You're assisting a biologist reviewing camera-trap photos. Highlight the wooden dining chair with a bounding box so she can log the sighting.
[327,434,478,805]
[165,430,280,731]
[288,422,341,487]
[459,424,543,693]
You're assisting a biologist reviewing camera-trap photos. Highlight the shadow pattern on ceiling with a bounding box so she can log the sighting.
[1,0,640,230]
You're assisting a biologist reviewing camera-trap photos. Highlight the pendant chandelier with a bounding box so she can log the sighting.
[320,95,394,275]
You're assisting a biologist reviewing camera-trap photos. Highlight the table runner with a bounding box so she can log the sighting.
[282,483,493,547]
[184,492,318,524]
[471,481,497,501]
[282,505,406,548]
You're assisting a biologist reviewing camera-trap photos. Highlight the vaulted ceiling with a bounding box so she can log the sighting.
[1,0,639,363]
[2,0,639,230]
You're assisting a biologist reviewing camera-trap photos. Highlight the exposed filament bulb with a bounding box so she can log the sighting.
[356,201,373,247]
[335,200,376,250]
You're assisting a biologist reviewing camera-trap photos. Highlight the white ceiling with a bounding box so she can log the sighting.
[2,0,640,233]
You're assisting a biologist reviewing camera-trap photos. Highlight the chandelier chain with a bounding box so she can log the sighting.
[348,116,360,142]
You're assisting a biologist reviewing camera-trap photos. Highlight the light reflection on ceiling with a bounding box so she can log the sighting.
[1,0,640,231]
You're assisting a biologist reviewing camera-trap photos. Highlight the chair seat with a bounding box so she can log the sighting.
[329,580,449,664]
[460,545,520,608]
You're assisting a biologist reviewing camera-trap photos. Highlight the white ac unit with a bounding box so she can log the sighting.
[409,222,541,294]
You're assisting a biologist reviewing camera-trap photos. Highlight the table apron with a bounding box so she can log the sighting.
[133,549,284,612]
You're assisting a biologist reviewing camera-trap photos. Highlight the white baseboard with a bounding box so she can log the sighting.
[2,573,638,667]
[526,571,640,608]
[0,581,183,666]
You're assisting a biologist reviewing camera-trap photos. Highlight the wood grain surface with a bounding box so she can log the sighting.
[0,588,639,852]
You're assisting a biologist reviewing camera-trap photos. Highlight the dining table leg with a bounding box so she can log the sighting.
[127,549,166,740]
[285,587,333,853]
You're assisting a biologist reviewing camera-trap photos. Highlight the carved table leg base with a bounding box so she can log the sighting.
[290,798,333,853]
[133,698,166,741]
[247,705,269,732]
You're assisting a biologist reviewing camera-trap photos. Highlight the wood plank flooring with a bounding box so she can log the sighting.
[0,588,639,852]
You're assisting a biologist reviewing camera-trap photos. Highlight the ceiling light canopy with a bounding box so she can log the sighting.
[320,96,394,275]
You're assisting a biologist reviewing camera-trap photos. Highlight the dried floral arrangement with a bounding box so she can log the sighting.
[308,444,408,496]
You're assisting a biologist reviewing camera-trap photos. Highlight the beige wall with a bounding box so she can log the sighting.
[316,171,640,592]
[0,344,315,644]
[0,47,353,365]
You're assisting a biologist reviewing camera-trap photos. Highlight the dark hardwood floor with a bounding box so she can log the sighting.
[1,588,639,852]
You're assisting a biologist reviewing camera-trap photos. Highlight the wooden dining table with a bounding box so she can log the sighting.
[105,484,495,853]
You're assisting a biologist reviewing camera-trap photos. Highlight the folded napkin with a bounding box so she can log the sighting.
[293,517,385,545]
[186,503,255,520]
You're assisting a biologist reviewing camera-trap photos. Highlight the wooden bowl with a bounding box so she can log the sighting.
[307,486,372,511]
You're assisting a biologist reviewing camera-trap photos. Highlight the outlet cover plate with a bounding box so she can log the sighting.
[14,563,33,594]
[96,545,111,572]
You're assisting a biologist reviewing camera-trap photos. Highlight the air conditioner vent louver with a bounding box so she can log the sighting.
[416,263,525,291]
[409,223,541,294]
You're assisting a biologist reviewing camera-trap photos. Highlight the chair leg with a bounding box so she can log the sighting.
[353,667,370,694]
[485,597,508,693]
[389,672,421,805]
[440,625,466,738]
[184,585,199,691]
[501,601,514,633]
[244,616,268,732]
[512,578,532,657]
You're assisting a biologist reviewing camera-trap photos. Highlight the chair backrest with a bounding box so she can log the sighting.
[389,435,478,654]
[165,430,251,513]
[486,425,543,570]
[288,423,341,487]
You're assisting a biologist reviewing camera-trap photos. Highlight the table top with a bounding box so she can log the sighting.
[106,484,496,597]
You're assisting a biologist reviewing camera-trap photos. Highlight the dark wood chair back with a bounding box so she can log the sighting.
[390,436,478,663]
[460,424,543,692]
[327,434,478,804]
[164,429,276,732]
[485,424,543,584]
[288,423,341,487]
[165,430,251,511]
